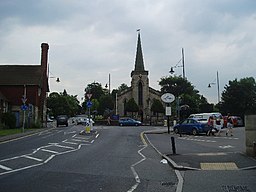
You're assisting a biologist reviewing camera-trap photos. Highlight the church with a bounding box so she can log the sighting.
[116,32,163,124]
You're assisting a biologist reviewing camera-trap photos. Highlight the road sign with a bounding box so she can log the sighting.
[166,106,172,116]
[86,101,93,108]
[21,96,27,104]
[86,93,92,99]
[161,93,175,103]
[21,104,28,111]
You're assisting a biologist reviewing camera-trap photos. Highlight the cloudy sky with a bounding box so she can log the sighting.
[0,0,255,104]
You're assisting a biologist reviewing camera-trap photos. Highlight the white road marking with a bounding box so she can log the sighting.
[0,164,12,171]
[23,155,43,162]
[0,130,99,176]
[62,140,78,145]
[127,145,147,192]
[95,133,99,138]
[55,144,75,149]
[219,145,234,149]
[41,149,59,154]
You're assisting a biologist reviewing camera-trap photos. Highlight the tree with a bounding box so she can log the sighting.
[47,90,80,117]
[98,95,114,116]
[85,82,104,100]
[151,99,164,119]
[220,77,256,116]
[117,83,129,93]
[159,76,208,118]
[125,98,139,117]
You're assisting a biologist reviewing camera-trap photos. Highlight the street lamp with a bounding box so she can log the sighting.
[169,48,185,79]
[49,77,60,83]
[208,71,220,103]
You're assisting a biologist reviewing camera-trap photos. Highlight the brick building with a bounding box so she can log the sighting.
[0,43,50,127]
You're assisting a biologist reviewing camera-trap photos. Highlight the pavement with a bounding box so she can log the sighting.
[144,128,256,171]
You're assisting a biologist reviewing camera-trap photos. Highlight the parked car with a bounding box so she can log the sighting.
[119,118,141,126]
[223,116,243,127]
[56,115,68,127]
[189,112,224,130]
[73,116,95,126]
[173,118,210,135]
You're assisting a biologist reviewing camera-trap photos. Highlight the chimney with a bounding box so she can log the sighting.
[41,43,49,77]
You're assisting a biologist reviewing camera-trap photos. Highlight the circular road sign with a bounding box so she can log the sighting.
[161,93,175,103]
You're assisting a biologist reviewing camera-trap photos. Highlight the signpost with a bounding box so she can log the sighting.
[85,93,93,134]
[161,93,175,134]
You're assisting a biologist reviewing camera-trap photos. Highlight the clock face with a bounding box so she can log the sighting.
[161,93,175,103]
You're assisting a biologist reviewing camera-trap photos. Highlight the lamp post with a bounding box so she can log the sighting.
[169,48,185,79]
[208,71,220,103]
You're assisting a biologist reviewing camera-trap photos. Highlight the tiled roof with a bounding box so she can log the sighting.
[0,65,42,85]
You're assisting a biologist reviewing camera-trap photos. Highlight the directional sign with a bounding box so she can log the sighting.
[86,101,93,108]
[161,93,175,103]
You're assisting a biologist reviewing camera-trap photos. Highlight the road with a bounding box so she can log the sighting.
[0,124,177,192]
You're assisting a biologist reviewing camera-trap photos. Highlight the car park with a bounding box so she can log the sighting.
[118,118,141,126]
[56,115,69,127]
[173,118,210,135]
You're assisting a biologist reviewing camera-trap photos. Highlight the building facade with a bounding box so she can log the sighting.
[0,43,50,127]
[116,32,163,124]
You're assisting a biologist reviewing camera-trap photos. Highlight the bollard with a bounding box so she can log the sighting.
[171,136,176,155]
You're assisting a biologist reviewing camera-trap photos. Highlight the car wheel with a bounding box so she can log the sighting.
[192,128,197,136]
[119,123,123,126]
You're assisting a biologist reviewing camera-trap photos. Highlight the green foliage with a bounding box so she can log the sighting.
[1,112,16,129]
[85,82,104,100]
[159,76,208,117]
[117,83,129,93]
[125,98,139,113]
[220,77,256,116]
[151,99,164,114]
[98,95,114,115]
[47,90,80,117]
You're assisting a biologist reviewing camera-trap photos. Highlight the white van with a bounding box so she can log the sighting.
[188,112,224,130]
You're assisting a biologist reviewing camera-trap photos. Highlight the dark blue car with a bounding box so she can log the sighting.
[119,118,142,126]
[173,118,210,135]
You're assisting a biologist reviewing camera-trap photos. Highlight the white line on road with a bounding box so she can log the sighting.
[23,155,43,162]
[127,145,147,192]
[0,164,12,171]
[96,133,99,138]
[55,144,75,149]
[62,140,78,145]
[41,149,59,154]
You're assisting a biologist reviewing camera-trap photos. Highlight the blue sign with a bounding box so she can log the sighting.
[21,104,28,111]
[86,101,93,108]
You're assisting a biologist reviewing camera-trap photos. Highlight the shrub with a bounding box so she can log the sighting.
[1,112,16,129]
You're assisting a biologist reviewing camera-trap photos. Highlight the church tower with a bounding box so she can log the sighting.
[116,31,162,124]
[130,31,149,121]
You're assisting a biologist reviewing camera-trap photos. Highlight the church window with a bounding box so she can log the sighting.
[138,82,143,106]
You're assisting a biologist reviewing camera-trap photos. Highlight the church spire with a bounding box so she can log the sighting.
[134,30,145,71]
[131,30,148,77]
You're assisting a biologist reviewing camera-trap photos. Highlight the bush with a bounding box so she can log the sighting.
[1,112,16,129]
